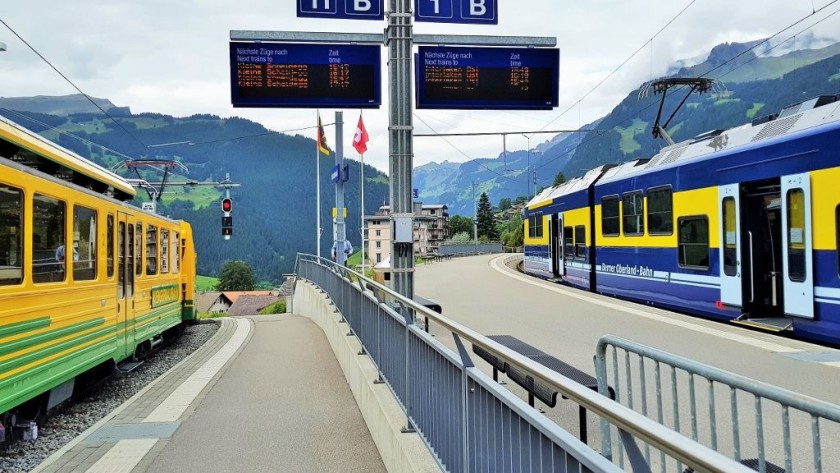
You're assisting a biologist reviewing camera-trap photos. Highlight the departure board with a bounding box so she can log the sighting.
[416,46,559,110]
[230,42,381,108]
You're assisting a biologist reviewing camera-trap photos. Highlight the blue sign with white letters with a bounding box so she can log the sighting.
[298,0,384,20]
[414,0,497,24]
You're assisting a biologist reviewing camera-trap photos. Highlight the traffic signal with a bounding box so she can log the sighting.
[221,197,233,238]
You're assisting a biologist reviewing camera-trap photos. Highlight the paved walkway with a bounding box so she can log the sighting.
[34,315,385,473]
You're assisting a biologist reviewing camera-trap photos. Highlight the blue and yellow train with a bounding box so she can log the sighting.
[0,116,196,433]
[524,95,840,345]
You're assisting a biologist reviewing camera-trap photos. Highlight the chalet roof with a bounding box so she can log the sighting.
[227,295,282,317]
[222,291,273,304]
[195,292,222,313]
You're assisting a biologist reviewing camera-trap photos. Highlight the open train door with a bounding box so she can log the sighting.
[781,173,814,319]
[718,184,742,308]
[551,214,565,278]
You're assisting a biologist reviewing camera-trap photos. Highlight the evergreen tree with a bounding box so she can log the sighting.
[476,192,498,241]
[553,172,567,187]
[498,197,512,211]
[216,260,256,291]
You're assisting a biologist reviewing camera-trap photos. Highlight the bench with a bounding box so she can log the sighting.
[473,335,615,444]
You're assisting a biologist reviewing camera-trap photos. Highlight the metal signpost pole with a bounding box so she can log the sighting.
[388,0,414,306]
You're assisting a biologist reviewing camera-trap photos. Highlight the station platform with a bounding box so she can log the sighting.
[33,315,386,473]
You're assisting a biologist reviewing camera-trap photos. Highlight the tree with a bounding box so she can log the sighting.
[553,172,567,187]
[448,215,473,237]
[450,231,471,243]
[216,260,256,291]
[476,192,499,241]
[498,197,512,211]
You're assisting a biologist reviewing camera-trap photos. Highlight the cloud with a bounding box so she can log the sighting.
[1,0,839,172]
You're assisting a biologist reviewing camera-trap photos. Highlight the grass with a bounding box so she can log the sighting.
[259,300,287,314]
[161,186,221,209]
[747,103,766,120]
[196,275,219,291]
[614,119,647,154]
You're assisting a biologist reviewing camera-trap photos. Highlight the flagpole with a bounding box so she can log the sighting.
[316,110,321,259]
[360,149,365,272]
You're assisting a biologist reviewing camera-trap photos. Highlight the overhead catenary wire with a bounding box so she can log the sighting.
[0,18,151,152]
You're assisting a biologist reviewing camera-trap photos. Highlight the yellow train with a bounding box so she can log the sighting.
[0,115,196,431]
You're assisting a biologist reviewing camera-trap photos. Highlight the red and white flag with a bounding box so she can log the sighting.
[352,114,369,155]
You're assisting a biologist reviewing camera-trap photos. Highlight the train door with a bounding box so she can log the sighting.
[116,212,135,359]
[551,214,564,277]
[719,184,742,308]
[781,173,814,319]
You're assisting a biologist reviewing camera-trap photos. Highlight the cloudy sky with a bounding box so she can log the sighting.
[1,1,839,173]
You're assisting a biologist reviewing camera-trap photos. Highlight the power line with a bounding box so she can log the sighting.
[0,18,151,151]
[540,0,699,131]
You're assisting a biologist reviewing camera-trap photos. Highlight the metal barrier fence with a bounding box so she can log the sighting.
[595,335,840,473]
[437,242,503,256]
[295,254,753,473]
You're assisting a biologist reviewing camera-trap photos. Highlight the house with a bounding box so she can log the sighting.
[227,295,282,316]
[365,203,449,265]
[195,290,274,314]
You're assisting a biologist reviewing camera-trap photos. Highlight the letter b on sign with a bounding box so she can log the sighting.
[415,0,497,24]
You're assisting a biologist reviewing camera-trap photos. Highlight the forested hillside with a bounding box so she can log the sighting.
[563,44,840,177]
[0,106,389,283]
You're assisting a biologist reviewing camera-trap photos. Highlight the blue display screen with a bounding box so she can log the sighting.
[416,46,559,110]
[230,42,381,108]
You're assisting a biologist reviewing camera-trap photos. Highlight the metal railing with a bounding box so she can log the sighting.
[596,335,840,473]
[295,254,753,473]
[437,242,503,256]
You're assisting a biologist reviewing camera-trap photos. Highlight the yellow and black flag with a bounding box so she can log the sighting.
[317,113,329,156]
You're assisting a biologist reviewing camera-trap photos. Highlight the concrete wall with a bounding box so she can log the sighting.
[292,281,441,473]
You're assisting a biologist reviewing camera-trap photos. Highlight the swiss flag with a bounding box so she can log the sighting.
[353,114,369,155]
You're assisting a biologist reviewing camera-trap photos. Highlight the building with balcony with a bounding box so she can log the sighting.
[364,203,449,266]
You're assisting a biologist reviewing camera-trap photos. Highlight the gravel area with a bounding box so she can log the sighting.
[0,321,219,473]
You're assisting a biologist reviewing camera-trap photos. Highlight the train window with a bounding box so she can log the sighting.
[678,216,709,269]
[135,223,142,276]
[601,196,620,236]
[722,197,738,277]
[107,215,114,278]
[528,215,543,239]
[647,187,673,235]
[575,225,586,259]
[836,205,839,278]
[563,226,574,258]
[173,232,180,274]
[73,206,97,281]
[0,184,23,286]
[33,194,66,283]
[146,225,158,276]
[160,229,169,274]
[117,222,125,299]
[622,191,645,236]
[787,189,806,282]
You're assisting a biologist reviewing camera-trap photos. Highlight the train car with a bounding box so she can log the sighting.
[523,166,611,291]
[524,95,840,345]
[0,116,196,430]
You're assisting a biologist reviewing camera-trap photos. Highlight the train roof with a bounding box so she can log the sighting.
[595,94,840,187]
[0,115,136,200]
[526,165,611,211]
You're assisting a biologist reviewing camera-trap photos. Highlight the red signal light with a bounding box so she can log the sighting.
[221,198,232,213]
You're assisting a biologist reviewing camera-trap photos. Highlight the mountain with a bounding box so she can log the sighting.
[0,105,389,283]
[416,39,840,209]
[562,39,840,177]
[0,93,130,116]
